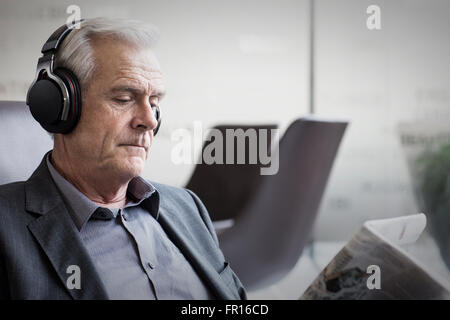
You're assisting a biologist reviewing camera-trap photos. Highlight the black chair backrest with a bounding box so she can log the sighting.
[185,124,278,221]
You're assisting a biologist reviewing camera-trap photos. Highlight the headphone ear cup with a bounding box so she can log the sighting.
[27,68,82,134]
[27,77,64,128]
[50,68,82,134]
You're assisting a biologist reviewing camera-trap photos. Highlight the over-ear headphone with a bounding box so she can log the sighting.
[26,20,162,136]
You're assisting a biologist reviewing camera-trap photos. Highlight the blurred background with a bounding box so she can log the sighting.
[0,0,449,298]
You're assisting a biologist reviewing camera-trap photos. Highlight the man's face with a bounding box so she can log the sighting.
[62,38,165,180]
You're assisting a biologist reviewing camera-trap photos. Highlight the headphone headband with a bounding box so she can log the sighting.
[41,20,84,54]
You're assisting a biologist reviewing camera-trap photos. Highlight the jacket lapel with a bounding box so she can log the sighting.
[145,197,239,300]
[25,153,109,300]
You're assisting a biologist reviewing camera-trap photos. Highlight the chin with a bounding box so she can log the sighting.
[107,157,144,180]
[123,157,146,176]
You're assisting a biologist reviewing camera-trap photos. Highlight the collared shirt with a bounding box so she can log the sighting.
[46,154,213,299]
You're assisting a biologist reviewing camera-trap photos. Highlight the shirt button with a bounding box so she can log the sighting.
[147,262,155,270]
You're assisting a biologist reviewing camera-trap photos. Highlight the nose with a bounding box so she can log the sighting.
[130,100,159,133]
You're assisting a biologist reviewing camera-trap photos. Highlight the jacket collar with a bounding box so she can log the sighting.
[25,151,109,300]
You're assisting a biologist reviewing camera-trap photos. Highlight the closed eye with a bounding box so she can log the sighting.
[114,98,132,103]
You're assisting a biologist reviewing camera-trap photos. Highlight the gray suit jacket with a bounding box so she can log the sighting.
[0,154,246,300]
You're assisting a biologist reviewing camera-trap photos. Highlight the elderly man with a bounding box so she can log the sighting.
[0,18,246,300]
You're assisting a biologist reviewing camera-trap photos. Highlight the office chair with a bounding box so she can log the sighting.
[185,124,278,222]
[0,101,53,185]
[218,116,348,290]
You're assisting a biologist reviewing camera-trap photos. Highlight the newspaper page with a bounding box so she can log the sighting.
[300,214,450,299]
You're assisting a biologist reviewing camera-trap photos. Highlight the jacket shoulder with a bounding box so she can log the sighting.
[0,181,26,205]
[150,181,188,198]
[150,181,205,214]
[149,180,220,247]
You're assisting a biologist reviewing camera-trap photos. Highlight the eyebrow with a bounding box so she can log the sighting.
[110,86,166,98]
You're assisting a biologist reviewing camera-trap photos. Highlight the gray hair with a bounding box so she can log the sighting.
[54,17,159,91]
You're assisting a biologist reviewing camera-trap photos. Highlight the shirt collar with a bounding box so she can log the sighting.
[46,152,157,231]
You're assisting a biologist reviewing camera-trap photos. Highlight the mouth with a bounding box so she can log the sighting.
[119,144,148,152]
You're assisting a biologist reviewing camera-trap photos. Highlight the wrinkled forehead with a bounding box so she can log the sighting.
[90,37,163,90]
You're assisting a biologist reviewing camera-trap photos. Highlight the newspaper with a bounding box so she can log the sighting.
[300,214,450,299]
